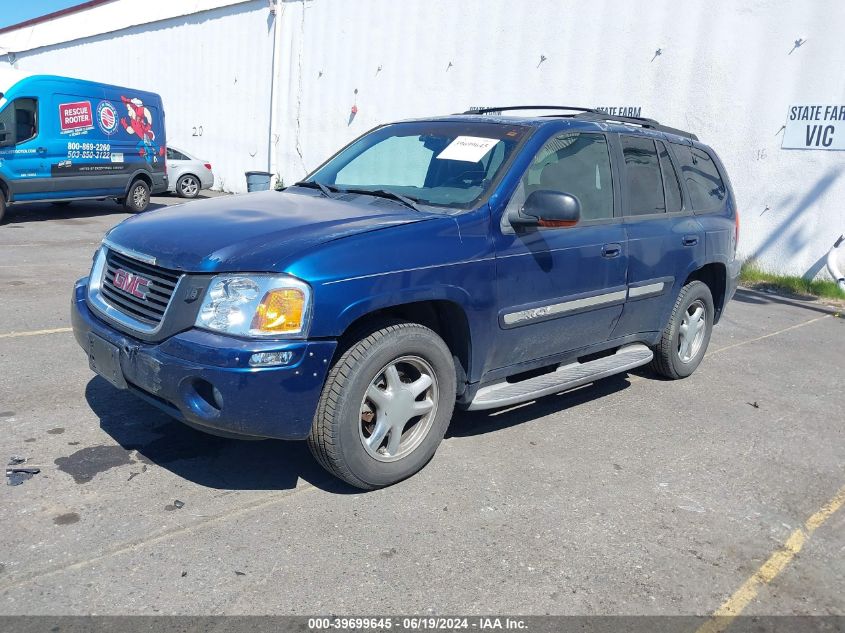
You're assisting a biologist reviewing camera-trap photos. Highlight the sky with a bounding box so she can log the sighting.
[0,0,86,30]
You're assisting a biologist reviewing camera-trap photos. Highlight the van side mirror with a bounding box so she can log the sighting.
[510,190,581,229]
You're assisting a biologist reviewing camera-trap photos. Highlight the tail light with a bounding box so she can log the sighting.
[204,163,212,171]
[734,209,740,255]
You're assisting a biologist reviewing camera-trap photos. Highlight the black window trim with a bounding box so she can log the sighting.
[655,138,686,214]
[617,132,692,220]
[501,127,622,232]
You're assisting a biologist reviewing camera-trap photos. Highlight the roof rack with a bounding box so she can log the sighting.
[463,105,600,116]
[575,112,699,141]
[461,105,698,141]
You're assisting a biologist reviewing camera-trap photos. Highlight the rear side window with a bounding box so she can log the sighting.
[621,135,665,215]
[657,141,683,213]
[671,143,727,211]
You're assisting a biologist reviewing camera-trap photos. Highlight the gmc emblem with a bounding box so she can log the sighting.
[112,268,150,299]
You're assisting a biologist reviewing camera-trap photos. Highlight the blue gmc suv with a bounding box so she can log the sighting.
[72,106,740,489]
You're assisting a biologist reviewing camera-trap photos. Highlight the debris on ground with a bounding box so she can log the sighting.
[747,401,760,409]
[8,455,26,466]
[234,571,246,576]
[6,467,40,486]
[165,500,185,511]
[181,571,188,577]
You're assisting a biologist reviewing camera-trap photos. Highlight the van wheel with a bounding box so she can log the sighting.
[0,191,6,224]
[123,180,151,213]
[177,174,200,198]
[650,280,714,379]
[307,322,456,490]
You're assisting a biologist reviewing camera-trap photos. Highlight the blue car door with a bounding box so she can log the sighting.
[610,134,705,336]
[490,130,627,371]
[0,96,52,200]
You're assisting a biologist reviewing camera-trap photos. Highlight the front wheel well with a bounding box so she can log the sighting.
[684,263,727,323]
[336,301,472,396]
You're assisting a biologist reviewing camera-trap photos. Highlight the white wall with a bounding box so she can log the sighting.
[3,0,845,278]
[3,0,274,193]
[275,0,845,279]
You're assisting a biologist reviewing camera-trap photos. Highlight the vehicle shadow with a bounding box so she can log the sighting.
[3,195,212,225]
[732,287,840,317]
[5,201,163,225]
[84,376,352,493]
[86,372,635,493]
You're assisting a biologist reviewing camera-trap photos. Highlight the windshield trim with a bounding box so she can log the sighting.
[299,120,537,213]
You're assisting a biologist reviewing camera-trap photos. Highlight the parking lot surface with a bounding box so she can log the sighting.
[0,197,843,616]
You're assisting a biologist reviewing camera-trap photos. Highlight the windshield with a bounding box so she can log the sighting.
[302,121,529,210]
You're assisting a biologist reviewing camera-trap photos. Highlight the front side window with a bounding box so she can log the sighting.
[621,135,665,215]
[0,97,38,147]
[671,143,727,211]
[305,121,528,209]
[507,132,614,221]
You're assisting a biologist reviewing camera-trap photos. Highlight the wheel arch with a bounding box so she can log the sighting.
[0,176,10,203]
[684,262,727,323]
[124,170,152,194]
[334,297,473,397]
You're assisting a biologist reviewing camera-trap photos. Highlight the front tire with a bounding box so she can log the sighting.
[176,174,200,198]
[123,179,151,213]
[651,280,714,379]
[307,322,456,490]
[0,190,6,224]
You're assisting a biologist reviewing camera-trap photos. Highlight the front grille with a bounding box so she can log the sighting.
[100,249,180,326]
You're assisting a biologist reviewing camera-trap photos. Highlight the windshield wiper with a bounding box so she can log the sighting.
[293,180,340,199]
[342,188,421,212]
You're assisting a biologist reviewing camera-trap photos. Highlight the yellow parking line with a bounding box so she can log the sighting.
[0,327,73,339]
[696,484,845,633]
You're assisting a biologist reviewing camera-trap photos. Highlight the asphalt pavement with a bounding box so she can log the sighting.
[0,195,843,616]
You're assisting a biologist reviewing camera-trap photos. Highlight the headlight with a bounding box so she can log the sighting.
[195,274,312,338]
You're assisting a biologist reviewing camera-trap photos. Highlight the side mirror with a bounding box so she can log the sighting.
[510,190,581,229]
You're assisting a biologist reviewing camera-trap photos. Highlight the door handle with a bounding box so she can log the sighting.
[682,235,699,247]
[602,243,622,258]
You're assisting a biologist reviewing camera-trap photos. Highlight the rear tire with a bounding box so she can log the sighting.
[123,179,151,213]
[176,174,201,198]
[307,322,456,490]
[0,190,6,224]
[650,280,714,379]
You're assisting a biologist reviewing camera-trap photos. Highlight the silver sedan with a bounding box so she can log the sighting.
[166,146,215,198]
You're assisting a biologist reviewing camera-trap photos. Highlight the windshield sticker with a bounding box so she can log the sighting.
[436,136,499,163]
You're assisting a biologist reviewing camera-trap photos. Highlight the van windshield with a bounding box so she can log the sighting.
[301,121,529,210]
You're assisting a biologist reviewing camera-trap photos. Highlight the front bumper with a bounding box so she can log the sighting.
[71,278,336,440]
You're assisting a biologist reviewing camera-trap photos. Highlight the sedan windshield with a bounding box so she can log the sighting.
[301,121,529,210]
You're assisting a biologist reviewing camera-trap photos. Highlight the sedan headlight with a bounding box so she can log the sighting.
[195,274,312,338]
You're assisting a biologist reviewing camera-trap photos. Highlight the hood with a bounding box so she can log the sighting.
[104,189,430,272]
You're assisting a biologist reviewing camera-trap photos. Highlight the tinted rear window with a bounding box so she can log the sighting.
[621,135,665,215]
[671,144,727,211]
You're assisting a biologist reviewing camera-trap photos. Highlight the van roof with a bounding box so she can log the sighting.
[5,74,163,104]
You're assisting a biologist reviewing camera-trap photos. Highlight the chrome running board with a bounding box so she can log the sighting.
[467,344,653,411]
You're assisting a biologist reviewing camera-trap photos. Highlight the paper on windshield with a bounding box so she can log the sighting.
[436,136,498,163]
